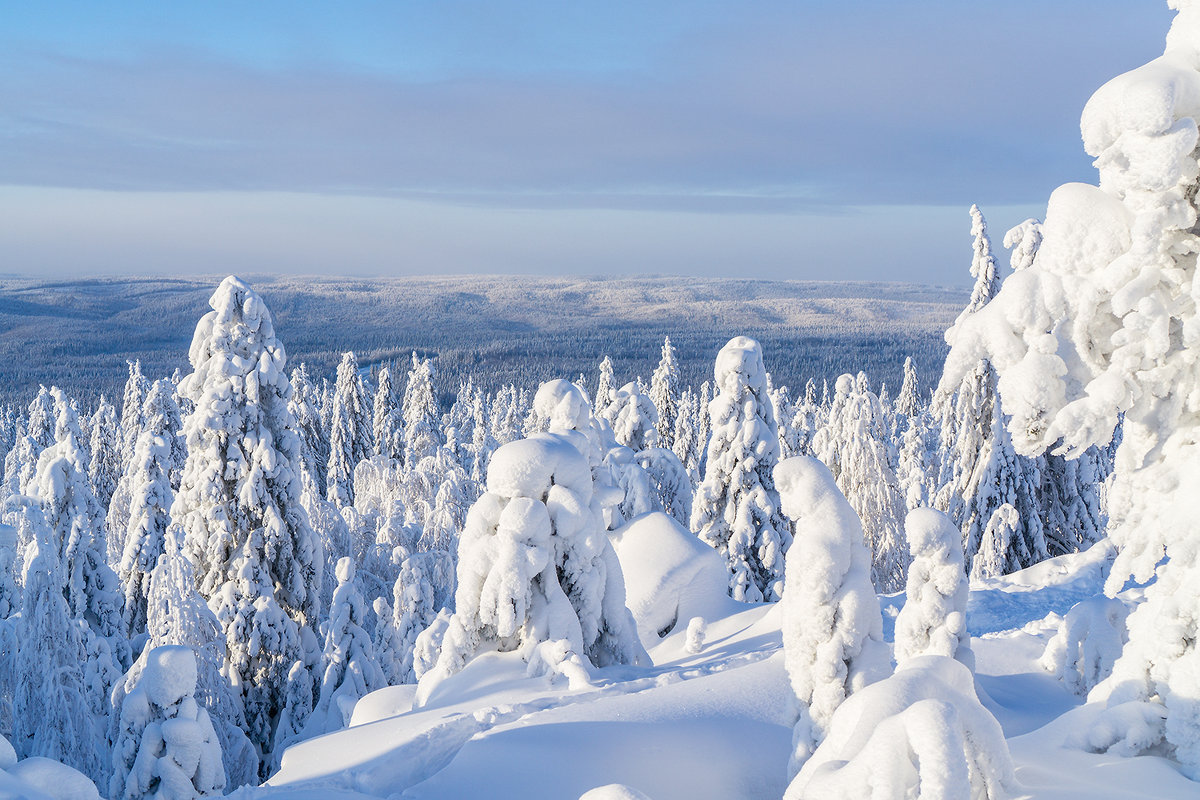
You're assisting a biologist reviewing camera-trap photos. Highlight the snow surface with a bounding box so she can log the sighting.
[258,533,1197,799]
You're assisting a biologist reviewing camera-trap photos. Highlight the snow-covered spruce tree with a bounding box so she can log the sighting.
[649,335,681,449]
[635,447,693,527]
[374,551,438,685]
[690,337,791,602]
[326,351,374,506]
[773,456,890,779]
[120,360,151,469]
[173,276,319,775]
[88,396,122,511]
[109,379,186,566]
[3,385,55,495]
[416,432,647,703]
[934,205,1047,574]
[13,504,105,784]
[33,431,125,651]
[891,357,922,442]
[893,508,972,669]
[813,373,909,591]
[442,378,475,461]
[670,387,703,488]
[895,405,935,512]
[601,381,659,452]
[594,356,616,420]
[118,428,176,637]
[1041,447,1107,555]
[402,353,442,468]
[138,527,258,789]
[373,365,402,461]
[110,645,225,800]
[288,363,330,491]
[310,558,385,734]
[971,503,1020,581]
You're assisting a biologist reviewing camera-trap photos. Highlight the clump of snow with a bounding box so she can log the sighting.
[787,655,1014,800]
[578,785,653,800]
[774,456,890,777]
[1040,597,1130,697]
[684,617,706,655]
[894,507,972,669]
[608,512,730,646]
[10,757,100,800]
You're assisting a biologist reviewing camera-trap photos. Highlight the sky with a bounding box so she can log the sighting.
[0,0,1175,285]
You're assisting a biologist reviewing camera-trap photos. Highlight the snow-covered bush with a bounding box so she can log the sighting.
[786,655,1014,800]
[691,337,790,602]
[894,507,971,669]
[774,456,890,777]
[110,645,225,800]
[1040,597,1129,698]
[416,433,647,704]
[602,381,659,452]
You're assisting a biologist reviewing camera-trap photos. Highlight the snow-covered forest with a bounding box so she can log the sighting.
[6,3,1200,799]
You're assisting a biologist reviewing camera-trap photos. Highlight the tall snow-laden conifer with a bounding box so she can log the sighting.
[649,336,681,449]
[88,396,122,511]
[120,361,151,469]
[671,387,703,488]
[327,351,373,506]
[935,4,1200,771]
[289,363,330,491]
[118,428,176,638]
[601,381,659,452]
[173,276,319,776]
[934,205,1046,573]
[690,337,791,602]
[373,365,402,461]
[3,386,55,496]
[402,353,441,467]
[594,356,616,420]
[813,374,909,591]
[310,558,385,734]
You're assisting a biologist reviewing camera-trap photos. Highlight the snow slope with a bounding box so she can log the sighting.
[257,517,1195,800]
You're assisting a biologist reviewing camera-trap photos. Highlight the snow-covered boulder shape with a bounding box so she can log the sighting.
[692,336,791,602]
[1040,597,1130,698]
[894,508,972,669]
[110,645,225,800]
[9,757,99,800]
[774,456,890,778]
[936,1,1200,776]
[609,511,730,645]
[416,433,648,705]
[579,785,653,800]
[786,656,1015,800]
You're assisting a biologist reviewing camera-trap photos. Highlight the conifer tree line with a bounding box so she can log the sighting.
[0,208,1110,796]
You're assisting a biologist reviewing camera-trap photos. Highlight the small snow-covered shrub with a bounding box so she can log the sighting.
[416,432,647,704]
[894,508,972,669]
[774,456,890,777]
[110,645,225,800]
[1040,597,1129,697]
[786,655,1014,800]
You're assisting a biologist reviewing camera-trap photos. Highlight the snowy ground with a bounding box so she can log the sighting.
[248,515,1194,800]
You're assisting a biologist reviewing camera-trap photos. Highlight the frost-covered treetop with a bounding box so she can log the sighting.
[714,335,769,398]
[181,275,287,410]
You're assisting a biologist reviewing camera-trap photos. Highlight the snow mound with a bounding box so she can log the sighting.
[141,644,198,708]
[609,512,732,644]
[579,785,653,800]
[0,733,14,770]
[349,685,418,727]
[788,655,1014,800]
[8,758,99,800]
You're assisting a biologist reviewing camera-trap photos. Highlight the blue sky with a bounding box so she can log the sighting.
[0,1,1173,284]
